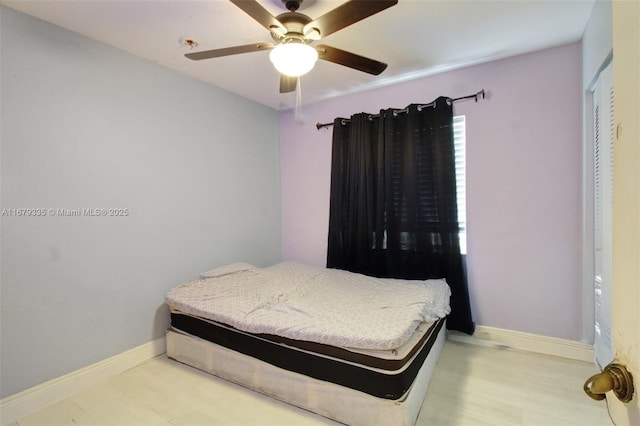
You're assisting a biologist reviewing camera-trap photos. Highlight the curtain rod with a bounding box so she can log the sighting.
[315,89,486,130]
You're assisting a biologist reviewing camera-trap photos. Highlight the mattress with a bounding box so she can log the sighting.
[165,262,451,425]
[166,261,451,351]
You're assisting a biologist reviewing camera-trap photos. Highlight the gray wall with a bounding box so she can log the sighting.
[1,7,281,398]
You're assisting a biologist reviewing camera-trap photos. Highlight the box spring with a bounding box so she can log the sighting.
[167,314,446,425]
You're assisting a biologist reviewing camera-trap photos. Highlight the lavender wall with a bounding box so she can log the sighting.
[280,43,583,341]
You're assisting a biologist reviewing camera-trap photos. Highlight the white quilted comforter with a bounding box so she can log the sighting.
[165,262,451,351]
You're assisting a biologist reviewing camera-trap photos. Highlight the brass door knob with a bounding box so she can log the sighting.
[584,363,634,403]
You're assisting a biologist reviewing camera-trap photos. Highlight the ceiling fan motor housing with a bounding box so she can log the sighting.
[271,12,312,41]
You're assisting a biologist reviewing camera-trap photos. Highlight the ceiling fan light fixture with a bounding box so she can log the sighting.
[269,41,318,77]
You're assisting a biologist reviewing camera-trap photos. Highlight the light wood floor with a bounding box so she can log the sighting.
[18,339,612,426]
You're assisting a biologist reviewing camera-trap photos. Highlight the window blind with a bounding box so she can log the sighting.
[453,115,467,254]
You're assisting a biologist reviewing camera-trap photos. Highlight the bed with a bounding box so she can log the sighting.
[165,261,451,426]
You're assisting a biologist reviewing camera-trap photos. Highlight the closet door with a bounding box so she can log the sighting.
[592,62,614,369]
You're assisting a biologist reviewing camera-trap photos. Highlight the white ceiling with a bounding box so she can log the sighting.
[2,0,595,110]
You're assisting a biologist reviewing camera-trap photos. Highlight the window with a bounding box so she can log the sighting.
[453,115,467,254]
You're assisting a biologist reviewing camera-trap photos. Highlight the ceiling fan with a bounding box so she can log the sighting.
[185,0,398,93]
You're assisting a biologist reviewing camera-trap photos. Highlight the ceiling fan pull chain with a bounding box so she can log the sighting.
[295,77,304,122]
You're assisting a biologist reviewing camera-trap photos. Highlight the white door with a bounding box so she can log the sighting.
[608,0,639,424]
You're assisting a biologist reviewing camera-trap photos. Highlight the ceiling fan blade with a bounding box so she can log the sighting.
[315,44,387,75]
[185,42,274,60]
[303,0,398,39]
[230,0,286,35]
[280,75,297,93]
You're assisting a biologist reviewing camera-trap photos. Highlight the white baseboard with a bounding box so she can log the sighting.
[447,326,595,363]
[0,337,166,426]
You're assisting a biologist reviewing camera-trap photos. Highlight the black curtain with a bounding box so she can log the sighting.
[327,96,474,334]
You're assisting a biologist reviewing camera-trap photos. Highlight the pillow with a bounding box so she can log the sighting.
[199,262,257,279]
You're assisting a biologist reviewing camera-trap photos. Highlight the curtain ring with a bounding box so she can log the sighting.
[341,119,348,126]
[446,98,452,106]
